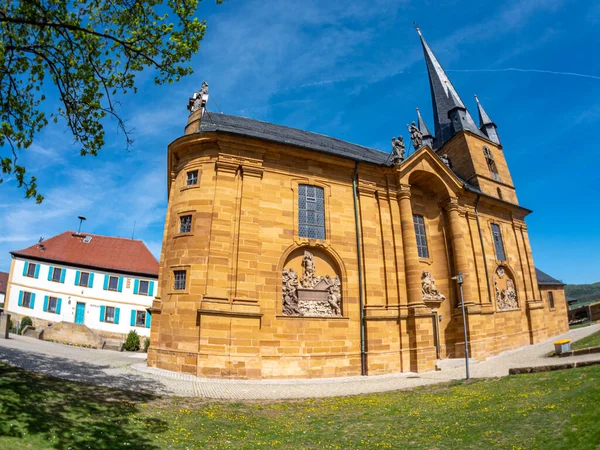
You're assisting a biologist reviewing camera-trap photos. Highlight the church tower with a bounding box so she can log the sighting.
[417,29,518,204]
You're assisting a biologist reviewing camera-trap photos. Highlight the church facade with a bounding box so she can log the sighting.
[147,30,568,379]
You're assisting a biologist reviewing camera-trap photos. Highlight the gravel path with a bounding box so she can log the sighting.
[0,324,598,400]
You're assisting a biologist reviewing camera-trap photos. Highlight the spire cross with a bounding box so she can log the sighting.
[413,22,421,36]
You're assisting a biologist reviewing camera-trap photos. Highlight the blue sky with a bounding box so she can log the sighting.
[1,0,599,284]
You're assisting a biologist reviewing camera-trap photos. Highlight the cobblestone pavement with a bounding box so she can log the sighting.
[0,324,598,400]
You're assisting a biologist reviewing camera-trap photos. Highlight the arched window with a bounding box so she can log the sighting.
[298,185,325,239]
[483,146,501,181]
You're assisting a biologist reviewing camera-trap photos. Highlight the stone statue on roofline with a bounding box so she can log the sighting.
[188,81,209,114]
[391,136,406,166]
[407,121,423,150]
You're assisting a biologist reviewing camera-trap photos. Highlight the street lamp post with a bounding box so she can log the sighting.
[452,273,470,380]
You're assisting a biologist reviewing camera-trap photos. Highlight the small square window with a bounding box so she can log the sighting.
[139,280,149,296]
[136,310,147,327]
[186,170,198,186]
[48,297,58,314]
[174,270,186,291]
[108,276,119,291]
[52,267,62,282]
[180,215,192,234]
[26,263,37,278]
[79,272,90,287]
[105,306,116,323]
[22,292,33,309]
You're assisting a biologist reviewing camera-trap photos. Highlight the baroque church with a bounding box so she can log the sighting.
[147,29,568,379]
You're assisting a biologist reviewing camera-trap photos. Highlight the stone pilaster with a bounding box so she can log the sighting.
[398,184,435,373]
[233,160,264,302]
[398,185,424,308]
[443,199,474,305]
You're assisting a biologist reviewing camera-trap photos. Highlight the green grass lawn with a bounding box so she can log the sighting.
[572,331,600,350]
[0,363,599,449]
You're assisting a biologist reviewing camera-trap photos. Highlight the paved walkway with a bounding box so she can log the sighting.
[0,325,598,400]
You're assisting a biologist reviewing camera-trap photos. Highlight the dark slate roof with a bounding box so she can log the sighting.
[417,29,483,149]
[536,268,565,286]
[199,112,391,165]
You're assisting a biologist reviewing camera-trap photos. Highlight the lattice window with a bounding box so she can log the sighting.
[413,214,429,259]
[174,270,187,290]
[186,170,198,186]
[298,185,325,240]
[179,215,192,234]
[491,223,506,261]
[483,146,501,181]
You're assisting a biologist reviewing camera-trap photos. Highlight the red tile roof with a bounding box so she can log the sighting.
[0,271,8,294]
[11,231,159,277]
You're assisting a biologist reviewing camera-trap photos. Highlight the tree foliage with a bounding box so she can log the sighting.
[0,0,219,202]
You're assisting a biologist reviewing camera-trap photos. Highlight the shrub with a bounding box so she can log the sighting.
[124,330,140,351]
[9,319,16,334]
[19,317,33,335]
[143,337,150,352]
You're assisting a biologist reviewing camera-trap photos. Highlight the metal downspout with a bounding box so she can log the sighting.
[474,194,493,304]
[353,162,367,376]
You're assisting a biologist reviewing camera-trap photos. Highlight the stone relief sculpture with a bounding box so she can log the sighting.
[391,136,406,166]
[421,271,446,301]
[282,268,300,315]
[494,266,518,310]
[407,121,423,150]
[282,250,342,317]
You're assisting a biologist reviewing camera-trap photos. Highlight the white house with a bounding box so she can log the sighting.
[5,231,159,339]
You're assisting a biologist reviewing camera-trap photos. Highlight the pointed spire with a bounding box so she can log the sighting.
[417,28,482,148]
[416,108,432,136]
[416,108,434,148]
[474,95,493,126]
[474,95,500,145]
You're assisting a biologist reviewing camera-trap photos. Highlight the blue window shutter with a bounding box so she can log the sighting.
[100,305,106,322]
[114,308,120,325]
[56,298,62,315]
[34,264,40,279]
[133,279,139,295]
[30,293,36,309]
[103,275,109,290]
[48,266,54,281]
[43,296,49,312]
[130,310,136,326]
[117,277,123,293]
[18,291,23,307]
[89,273,95,288]
[149,281,155,297]
[60,268,66,283]
[146,312,152,328]
[75,271,81,286]
[22,262,29,276]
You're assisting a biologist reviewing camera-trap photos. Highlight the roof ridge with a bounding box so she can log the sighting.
[63,230,144,243]
[215,113,389,156]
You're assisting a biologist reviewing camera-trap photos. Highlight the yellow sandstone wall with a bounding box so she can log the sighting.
[147,129,568,379]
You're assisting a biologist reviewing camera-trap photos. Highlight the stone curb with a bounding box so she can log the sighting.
[558,346,600,358]
[508,359,600,375]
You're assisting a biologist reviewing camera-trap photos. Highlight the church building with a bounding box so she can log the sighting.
[147,29,568,379]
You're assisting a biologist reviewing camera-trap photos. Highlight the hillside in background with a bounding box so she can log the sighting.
[565,282,600,307]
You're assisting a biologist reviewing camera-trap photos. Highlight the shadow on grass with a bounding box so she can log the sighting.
[0,347,168,449]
